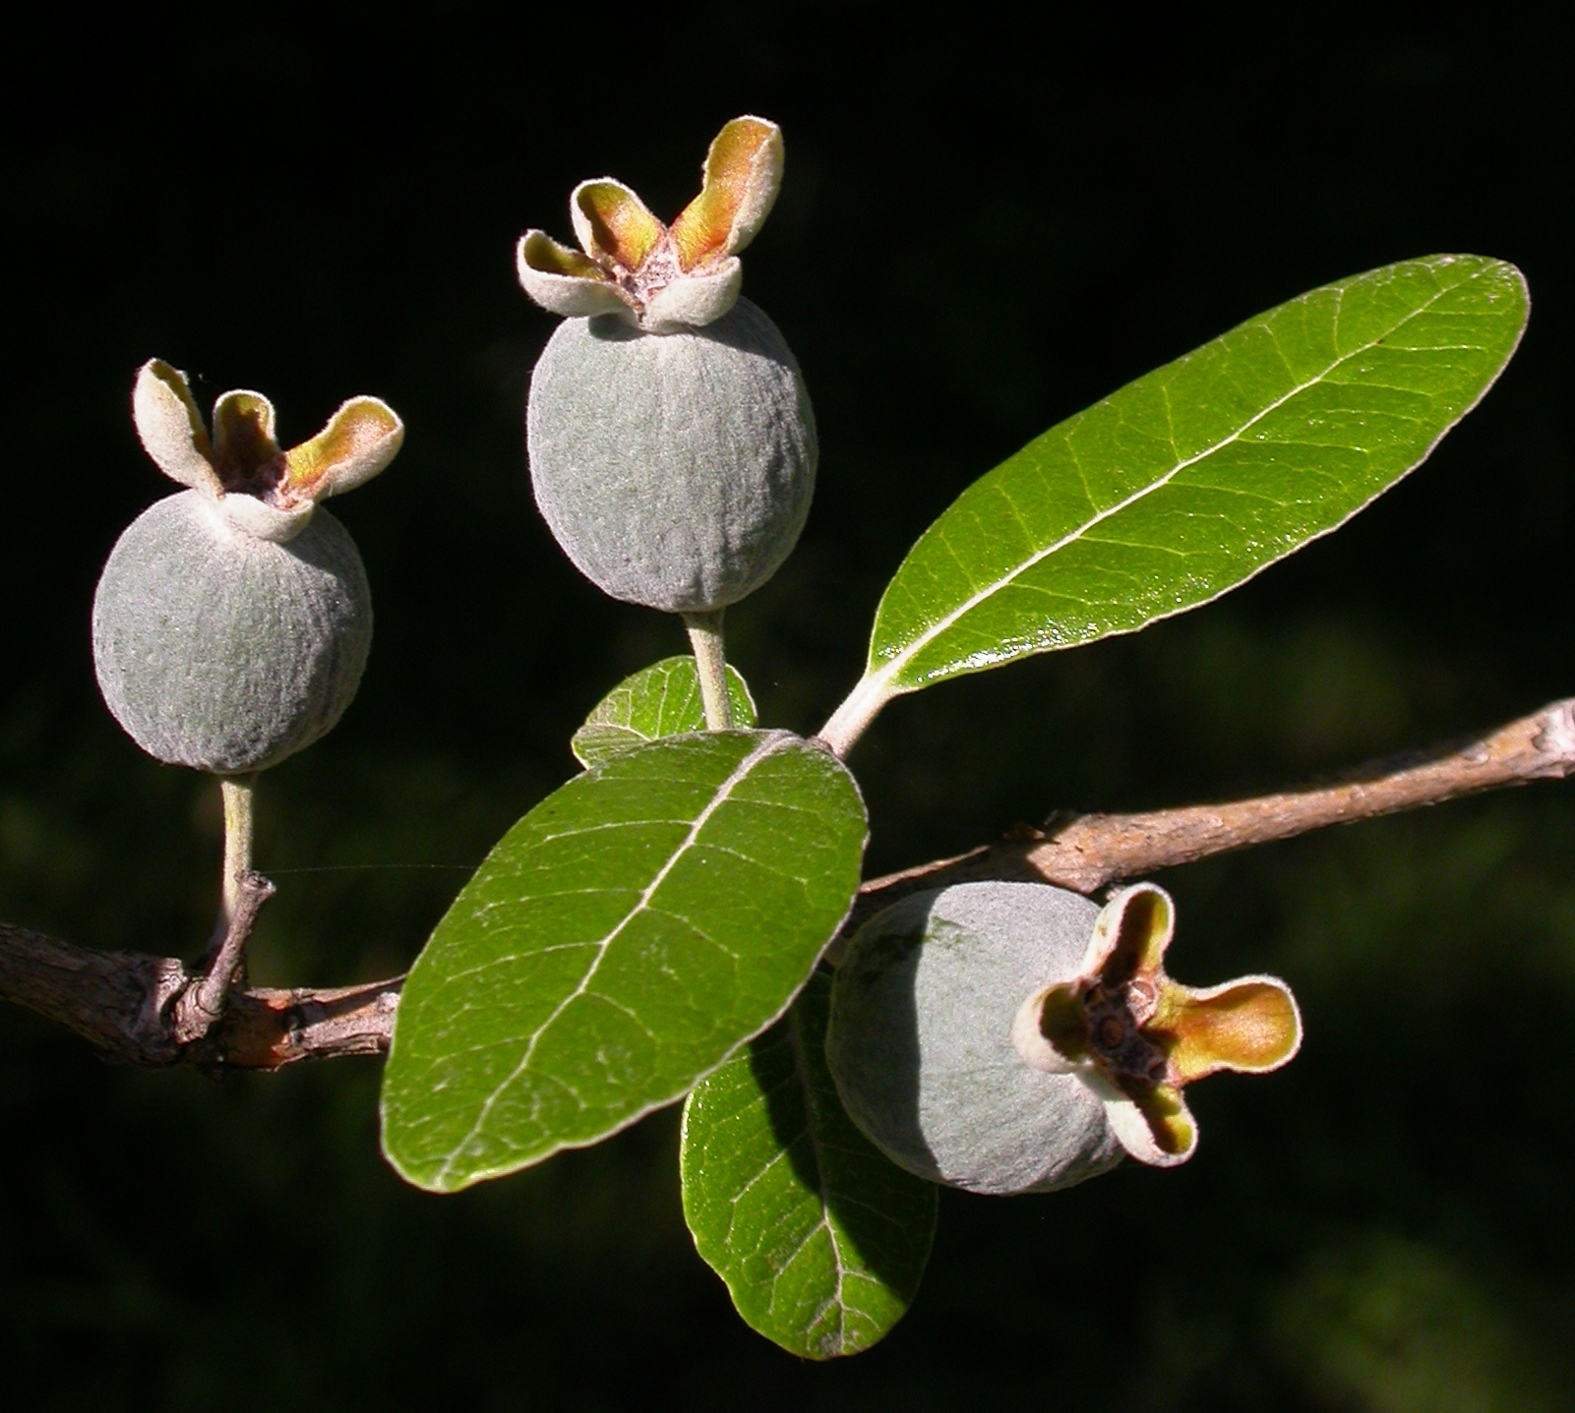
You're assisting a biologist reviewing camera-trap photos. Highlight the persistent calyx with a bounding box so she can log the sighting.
[516,116,783,333]
[825,881,1303,1197]
[93,361,404,775]
[132,359,403,542]
[1013,884,1302,1167]
[520,115,816,616]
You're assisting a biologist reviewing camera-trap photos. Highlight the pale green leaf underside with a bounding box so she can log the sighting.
[681,971,937,1359]
[863,255,1527,699]
[380,730,868,1192]
[572,656,757,768]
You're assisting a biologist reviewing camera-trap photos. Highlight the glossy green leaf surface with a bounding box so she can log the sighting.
[381,730,868,1192]
[827,256,1527,744]
[572,656,757,768]
[681,971,937,1359]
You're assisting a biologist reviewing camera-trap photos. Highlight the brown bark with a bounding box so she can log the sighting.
[850,695,1575,930]
[0,918,401,1070]
[2,697,1570,1067]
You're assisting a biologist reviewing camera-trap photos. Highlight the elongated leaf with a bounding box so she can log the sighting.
[572,656,757,768]
[681,970,937,1358]
[381,730,868,1192]
[823,256,1527,748]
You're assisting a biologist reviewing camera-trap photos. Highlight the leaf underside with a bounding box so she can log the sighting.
[681,970,938,1359]
[864,254,1528,699]
[380,730,868,1192]
[572,656,758,768]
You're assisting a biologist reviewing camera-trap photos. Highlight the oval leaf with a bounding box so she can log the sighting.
[381,730,868,1192]
[823,256,1527,749]
[572,656,757,768]
[681,970,937,1359]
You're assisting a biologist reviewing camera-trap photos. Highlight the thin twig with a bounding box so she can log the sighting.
[0,918,401,1070]
[2,698,1570,1066]
[849,695,1575,932]
[209,977,402,1069]
[171,871,275,1044]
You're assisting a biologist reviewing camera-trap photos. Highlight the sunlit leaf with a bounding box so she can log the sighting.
[823,256,1527,749]
[572,656,757,768]
[681,970,937,1358]
[380,730,867,1192]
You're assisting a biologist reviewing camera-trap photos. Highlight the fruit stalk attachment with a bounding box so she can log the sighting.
[683,610,733,730]
[89,359,402,1038]
[220,774,257,926]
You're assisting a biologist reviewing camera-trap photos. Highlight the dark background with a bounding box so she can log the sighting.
[3,6,1571,1409]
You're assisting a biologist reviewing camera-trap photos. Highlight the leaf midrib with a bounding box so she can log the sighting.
[429,732,792,1187]
[871,269,1473,688]
[783,999,850,1354]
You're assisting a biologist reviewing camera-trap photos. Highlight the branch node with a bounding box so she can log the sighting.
[172,872,275,1044]
[1531,700,1575,770]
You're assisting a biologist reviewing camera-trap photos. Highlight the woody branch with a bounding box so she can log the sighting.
[2,697,1571,1069]
[847,695,1575,932]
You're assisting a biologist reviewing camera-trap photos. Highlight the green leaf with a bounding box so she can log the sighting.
[822,256,1528,750]
[681,970,937,1359]
[572,656,757,768]
[380,730,867,1192]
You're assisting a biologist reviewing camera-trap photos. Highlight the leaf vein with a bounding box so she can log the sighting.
[868,272,1472,694]
[431,735,794,1185]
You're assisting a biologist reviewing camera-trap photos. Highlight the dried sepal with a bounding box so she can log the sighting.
[283,396,404,500]
[669,116,784,270]
[1097,1075,1199,1167]
[516,115,784,332]
[515,232,633,319]
[1014,882,1302,1169]
[1156,977,1302,1082]
[210,390,281,488]
[126,359,401,542]
[216,492,309,543]
[642,259,742,332]
[1010,986,1075,1071]
[570,180,664,271]
[1087,882,1173,981]
[132,360,222,496]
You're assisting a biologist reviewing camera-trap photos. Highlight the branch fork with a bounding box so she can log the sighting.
[171,871,274,1045]
[0,866,401,1071]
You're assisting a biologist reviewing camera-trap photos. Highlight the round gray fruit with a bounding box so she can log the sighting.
[92,489,372,774]
[527,297,816,613]
[827,881,1124,1196]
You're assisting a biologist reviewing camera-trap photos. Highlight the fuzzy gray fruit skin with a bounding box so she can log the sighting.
[527,297,817,613]
[92,490,372,774]
[827,882,1124,1196]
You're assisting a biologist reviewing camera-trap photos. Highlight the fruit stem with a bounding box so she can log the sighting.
[220,775,257,925]
[683,610,733,731]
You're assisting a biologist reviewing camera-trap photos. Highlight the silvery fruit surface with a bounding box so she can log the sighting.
[828,882,1124,1196]
[528,298,816,613]
[92,490,372,774]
